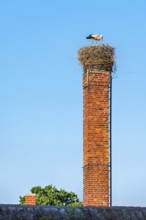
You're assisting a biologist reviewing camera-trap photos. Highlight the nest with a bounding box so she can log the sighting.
[78,44,116,72]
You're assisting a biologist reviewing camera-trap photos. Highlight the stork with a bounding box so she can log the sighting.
[86,34,103,44]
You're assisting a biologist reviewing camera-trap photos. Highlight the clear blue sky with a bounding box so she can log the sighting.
[0,0,146,206]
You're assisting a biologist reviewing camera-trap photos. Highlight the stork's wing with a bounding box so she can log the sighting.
[86,34,93,39]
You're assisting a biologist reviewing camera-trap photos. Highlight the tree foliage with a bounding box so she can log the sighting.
[19,184,82,206]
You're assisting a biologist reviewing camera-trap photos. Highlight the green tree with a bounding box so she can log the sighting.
[19,184,82,206]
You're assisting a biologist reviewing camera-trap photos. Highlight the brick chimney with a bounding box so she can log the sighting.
[78,45,115,206]
[25,194,36,205]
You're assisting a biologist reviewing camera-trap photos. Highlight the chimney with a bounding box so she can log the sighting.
[25,194,36,205]
[78,45,115,206]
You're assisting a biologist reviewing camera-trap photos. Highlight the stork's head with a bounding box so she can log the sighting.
[100,35,103,40]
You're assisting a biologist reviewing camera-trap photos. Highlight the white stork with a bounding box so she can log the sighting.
[86,34,103,44]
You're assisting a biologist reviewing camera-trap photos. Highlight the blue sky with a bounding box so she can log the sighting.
[0,0,146,206]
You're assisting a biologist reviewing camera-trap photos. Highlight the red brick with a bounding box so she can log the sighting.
[25,194,36,205]
[83,71,110,206]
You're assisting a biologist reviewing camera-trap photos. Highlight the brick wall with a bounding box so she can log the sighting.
[83,71,110,206]
[25,194,36,205]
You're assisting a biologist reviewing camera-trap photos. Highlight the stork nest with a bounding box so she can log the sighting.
[78,44,116,72]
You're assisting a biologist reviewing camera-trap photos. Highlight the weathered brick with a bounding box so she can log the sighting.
[25,194,36,205]
[83,71,110,206]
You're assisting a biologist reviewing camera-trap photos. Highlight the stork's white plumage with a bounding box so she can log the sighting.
[86,34,103,43]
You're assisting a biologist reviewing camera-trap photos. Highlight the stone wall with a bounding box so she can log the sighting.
[1,205,146,220]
